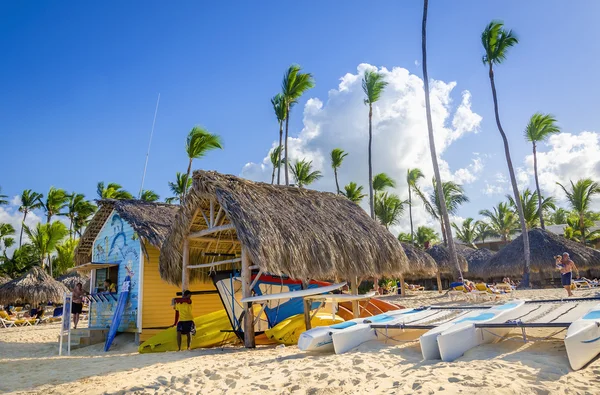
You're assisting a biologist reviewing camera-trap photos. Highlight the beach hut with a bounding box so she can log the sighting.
[464,248,495,279]
[426,244,469,292]
[57,272,91,292]
[399,242,438,292]
[159,170,409,347]
[473,229,600,285]
[74,199,224,342]
[0,266,69,306]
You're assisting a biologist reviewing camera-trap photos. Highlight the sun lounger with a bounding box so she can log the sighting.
[0,311,38,327]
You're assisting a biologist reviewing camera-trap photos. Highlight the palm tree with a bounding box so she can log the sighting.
[482,20,530,286]
[406,168,424,245]
[24,221,68,276]
[0,223,15,254]
[342,182,367,203]
[563,214,600,244]
[183,127,223,202]
[281,65,315,186]
[166,172,192,204]
[331,148,348,194]
[44,187,68,223]
[362,70,388,219]
[61,193,86,238]
[397,232,413,244]
[475,221,493,244]
[140,190,160,202]
[0,186,8,205]
[290,159,322,188]
[452,218,478,248]
[506,188,555,229]
[374,193,407,229]
[479,202,519,244]
[18,189,44,246]
[524,113,560,229]
[373,173,396,192]
[52,238,78,277]
[419,180,469,245]
[0,244,37,278]
[422,0,462,279]
[557,179,600,245]
[73,200,97,238]
[96,182,133,200]
[546,207,569,225]
[270,146,283,185]
[271,93,287,185]
[415,226,439,249]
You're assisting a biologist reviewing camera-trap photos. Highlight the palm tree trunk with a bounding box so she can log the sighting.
[334,168,340,194]
[182,159,193,202]
[532,143,545,229]
[488,65,531,287]
[277,122,283,185]
[408,186,414,244]
[271,165,276,184]
[368,104,375,219]
[47,212,52,224]
[284,105,290,186]
[422,0,462,280]
[69,214,74,239]
[440,217,447,246]
[580,213,586,245]
[19,210,27,247]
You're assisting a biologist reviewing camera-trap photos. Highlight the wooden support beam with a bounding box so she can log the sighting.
[188,223,235,239]
[182,239,190,292]
[303,280,312,331]
[187,258,242,269]
[209,199,215,227]
[249,269,264,291]
[436,271,443,294]
[350,276,359,319]
[200,210,210,227]
[399,274,406,297]
[214,207,224,227]
[249,265,259,270]
[241,247,255,348]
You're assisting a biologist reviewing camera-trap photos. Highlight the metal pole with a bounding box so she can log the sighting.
[139,93,161,198]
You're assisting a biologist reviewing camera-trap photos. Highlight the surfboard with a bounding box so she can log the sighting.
[240,282,346,303]
[104,275,131,352]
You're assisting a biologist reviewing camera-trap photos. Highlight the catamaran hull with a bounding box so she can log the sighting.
[565,304,600,370]
[437,324,512,362]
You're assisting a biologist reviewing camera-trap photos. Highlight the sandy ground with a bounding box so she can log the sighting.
[2,288,600,395]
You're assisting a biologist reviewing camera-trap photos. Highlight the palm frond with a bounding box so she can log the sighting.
[186,126,223,160]
[373,173,396,192]
[330,148,348,169]
[362,70,388,104]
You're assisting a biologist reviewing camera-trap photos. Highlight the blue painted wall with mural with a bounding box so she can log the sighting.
[90,210,140,332]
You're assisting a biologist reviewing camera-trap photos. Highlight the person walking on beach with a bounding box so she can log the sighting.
[173,290,195,351]
[557,252,579,297]
[72,282,84,329]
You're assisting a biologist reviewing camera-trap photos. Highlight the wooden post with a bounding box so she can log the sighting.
[182,238,190,292]
[436,271,443,294]
[241,247,255,348]
[399,274,406,297]
[302,280,312,331]
[350,276,359,319]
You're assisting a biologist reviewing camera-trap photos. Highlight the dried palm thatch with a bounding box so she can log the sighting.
[426,244,468,276]
[58,272,91,291]
[0,266,69,305]
[464,248,495,276]
[400,242,437,279]
[0,275,10,286]
[475,228,600,278]
[160,171,409,285]
[75,199,179,265]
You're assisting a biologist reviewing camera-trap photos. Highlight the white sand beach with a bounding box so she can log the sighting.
[2,288,600,395]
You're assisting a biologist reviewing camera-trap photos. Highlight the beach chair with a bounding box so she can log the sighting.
[448,285,469,301]
[0,311,37,327]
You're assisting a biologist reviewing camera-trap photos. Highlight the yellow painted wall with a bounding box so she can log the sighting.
[140,244,223,341]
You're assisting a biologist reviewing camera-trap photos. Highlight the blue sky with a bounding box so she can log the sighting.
[1,1,600,231]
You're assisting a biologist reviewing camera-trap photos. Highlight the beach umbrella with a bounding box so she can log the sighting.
[464,248,495,279]
[426,244,469,292]
[400,242,438,279]
[0,266,69,305]
[58,271,90,291]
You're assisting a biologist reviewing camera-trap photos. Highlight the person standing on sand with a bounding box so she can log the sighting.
[173,290,195,351]
[557,252,579,297]
[72,282,84,329]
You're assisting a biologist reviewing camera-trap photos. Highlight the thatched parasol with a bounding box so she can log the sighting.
[464,248,495,277]
[0,266,69,305]
[426,244,468,275]
[400,242,437,279]
[58,271,91,291]
[160,170,410,284]
[475,228,600,278]
[0,275,10,286]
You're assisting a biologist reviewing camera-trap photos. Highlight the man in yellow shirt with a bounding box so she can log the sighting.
[173,290,195,351]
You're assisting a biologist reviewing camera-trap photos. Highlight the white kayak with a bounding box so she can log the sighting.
[564,303,600,370]
[421,300,527,361]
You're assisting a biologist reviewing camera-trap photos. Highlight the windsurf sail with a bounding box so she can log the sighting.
[104,275,131,351]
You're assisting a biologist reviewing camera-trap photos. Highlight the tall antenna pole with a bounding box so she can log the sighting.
[139,93,160,198]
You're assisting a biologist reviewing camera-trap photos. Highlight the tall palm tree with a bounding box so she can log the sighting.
[61,193,86,238]
[0,186,8,205]
[482,20,530,286]
[73,199,97,238]
[557,179,600,245]
[331,148,348,194]
[52,238,78,277]
[374,193,407,229]
[563,214,600,244]
[96,182,133,200]
[342,182,367,203]
[524,113,560,229]
[44,187,68,223]
[0,244,38,278]
[475,221,493,244]
[406,168,425,245]
[373,173,396,192]
[182,127,223,202]
[24,221,68,276]
[506,188,555,229]
[166,172,192,204]
[281,65,315,186]
[420,180,469,245]
[479,202,519,244]
[546,207,569,225]
[290,159,322,188]
[0,223,15,254]
[362,70,388,219]
[140,190,160,202]
[270,146,283,185]
[452,218,478,248]
[422,0,462,278]
[18,189,44,246]
[415,226,439,249]
[271,93,287,185]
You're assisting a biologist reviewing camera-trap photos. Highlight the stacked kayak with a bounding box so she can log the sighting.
[565,303,600,370]
[265,313,344,345]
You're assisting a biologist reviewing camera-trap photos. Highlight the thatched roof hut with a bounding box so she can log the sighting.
[58,272,91,291]
[0,275,10,286]
[159,171,409,284]
[475,229,600,278]
[400,242,438,279]
[75,199,179,265]
[426,244,468,275]
[464,248,495,277]
[0,266,69,305]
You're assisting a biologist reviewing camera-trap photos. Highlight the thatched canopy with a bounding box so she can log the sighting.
[464,248,495,276]
[400,242,437,279]
[0,275,10,286]
[58,272,91,291]
[75,199,179,265]
[159,171,409,285]
[0,266,69,305]
[426,244,468,275]
[474,228,600,278]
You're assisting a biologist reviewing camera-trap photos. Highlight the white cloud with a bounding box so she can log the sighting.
[0,202,43,257]
[242,64,482,235]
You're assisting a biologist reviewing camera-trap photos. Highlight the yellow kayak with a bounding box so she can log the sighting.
[265,313,344,345]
